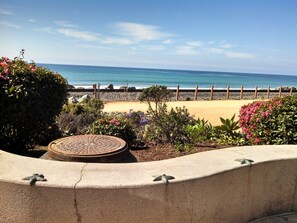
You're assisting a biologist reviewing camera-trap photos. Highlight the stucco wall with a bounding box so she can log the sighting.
[0,145,297,223]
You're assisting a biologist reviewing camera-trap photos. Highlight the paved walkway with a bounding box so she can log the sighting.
[250,213,297,223]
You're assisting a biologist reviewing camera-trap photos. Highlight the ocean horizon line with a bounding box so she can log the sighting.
[71,84,291,91]
[38,62,297,77]
[39,63,297,89]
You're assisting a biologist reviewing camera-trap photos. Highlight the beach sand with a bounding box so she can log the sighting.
[103,100,255,126]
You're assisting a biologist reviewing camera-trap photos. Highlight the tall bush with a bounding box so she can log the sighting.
[239,96,297,144]
[0,55,67,153]
[138,85,171,116]
[57,98,104,135]
[138,85,195,149]
[143,106,195,150]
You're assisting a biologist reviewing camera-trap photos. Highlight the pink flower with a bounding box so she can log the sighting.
[255,138,261,143]
[109,118,117,124]
[0,61,7,67]
[4,68,9,75]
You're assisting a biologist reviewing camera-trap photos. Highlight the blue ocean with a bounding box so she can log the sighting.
[40,63,297,90]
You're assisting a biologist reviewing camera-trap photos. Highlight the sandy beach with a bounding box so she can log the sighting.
[103,100,255,125]
[68,89,294,125]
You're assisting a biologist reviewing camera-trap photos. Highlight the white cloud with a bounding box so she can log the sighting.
[146,45,165,51]
[219,44,233,48]
[163,39,173,44]
[208,48,224,54]
[76,44,94,49]
[0,8,13,15]
[207,40,216,45]
[0,21,20,29]
[28,19,36,23]
[54,20,78,28]
[186,41,203,47]
[57,28,99,41]
[225,51,255,59]
[76,44,117,51]
[35,26,55,34]
[204,46,255,59]
[115,22,171,41]
[176,45,198,55]
[100,37,134,45]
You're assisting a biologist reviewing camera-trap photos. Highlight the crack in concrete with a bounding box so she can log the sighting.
[74,163,87,223]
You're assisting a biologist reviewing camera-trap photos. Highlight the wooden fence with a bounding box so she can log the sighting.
[68,84,296,101]
[174,85,296,101]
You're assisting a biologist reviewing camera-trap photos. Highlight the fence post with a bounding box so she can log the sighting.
[279,87,282,97]
[194,85,198,100]
[97,83,100,99]
[176,85,180,101]
[240,86,243,100]
[93,84,97,98]
[267,86,270,99]
[210,85,214,100]
[226,85,230,100]
[290,87,293,96]
[126,83,128,100]
[254,85,258,99]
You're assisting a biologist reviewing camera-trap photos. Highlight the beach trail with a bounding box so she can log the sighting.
[103,100,255,125]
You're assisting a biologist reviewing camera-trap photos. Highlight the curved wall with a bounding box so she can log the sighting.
[1,145,297,223]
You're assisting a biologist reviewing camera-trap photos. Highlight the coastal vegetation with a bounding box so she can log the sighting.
[239,95,297,145]
[0,54,67,153]
[57,97,104,135]
[57,85,248,153]
[1,55,297,159]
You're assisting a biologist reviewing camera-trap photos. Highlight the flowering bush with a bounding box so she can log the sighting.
[239,96,297,144]
[123,109,148,143]
[90,112,137,146]
[0,54,67,153]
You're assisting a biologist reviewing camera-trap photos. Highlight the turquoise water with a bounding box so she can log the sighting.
[40,63,297,89]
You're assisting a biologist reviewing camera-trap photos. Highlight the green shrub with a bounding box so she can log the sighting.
[239,96,297,144]
[138,85,171,116]
[0,55,67,153]
[215,114,240,138]
[123,110,148,144]
[90,114,136,146]
[143,106,195,150]
[57,98,104,135]
[214,114,248,146]
[186,118,213,143]
[139,86,195,150]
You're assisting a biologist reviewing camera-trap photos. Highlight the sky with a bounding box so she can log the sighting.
[0,0,297,75]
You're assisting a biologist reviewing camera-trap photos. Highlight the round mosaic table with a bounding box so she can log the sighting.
[47,135,128,162]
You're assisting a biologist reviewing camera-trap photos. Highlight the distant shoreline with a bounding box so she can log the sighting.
[69,84,295,91]
[68,87,296,102]
[42,64,297,90]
